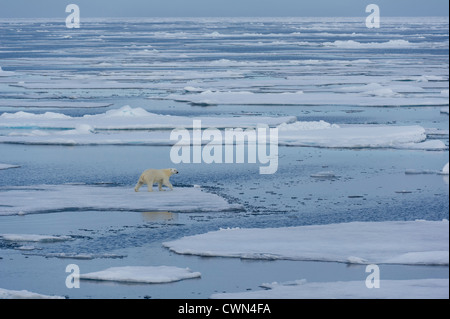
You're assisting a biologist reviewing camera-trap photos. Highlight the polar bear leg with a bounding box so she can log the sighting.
[146,178,154,192]
[158,181,166,191]
[135,180,144,192]
[163,179,173,191]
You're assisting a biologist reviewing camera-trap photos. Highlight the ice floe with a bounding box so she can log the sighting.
[0,163,20,170]
[211,279,449,299]
[0,288,65,299]
[80,266,201,284]
[0,185,242,216]
[0,105,296,130]
[310,171,339,179]
[0,234,72,242]
[277,124,447,150]
[0,100,113,109]
[340,83,425,95]
[11,80,156,90]
[165,90,307,106]
[278,120,340,131]
[0,120,444,151]
[0,66,15,77]
[443,163,449,175]
[322,39,419,49]
[161,90,448,107]
[407,162,450,176]
[22,252,126,260]
[163,220,449,265]
[441,107,450,115]
[0,106,444,151]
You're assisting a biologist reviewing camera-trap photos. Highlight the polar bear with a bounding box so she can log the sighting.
[135,168,179,192]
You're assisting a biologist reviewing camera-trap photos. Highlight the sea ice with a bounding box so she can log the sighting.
[0,105,296,130]
[80,266,201,284]
[310,171,338,179]
[163,220,449,265]
[0,234,72,242]
[211,279,449,299]
[0,288,65,299]
[277,120,340,131]
[0,163,20,170]
[443,163,449,175]
[322,39,418,49]
[0,120,444,151]
[162,90,448,107]
[0,100,113,108]
[277,124,446,150]
[0,66,15,77]
[0,185,242,216]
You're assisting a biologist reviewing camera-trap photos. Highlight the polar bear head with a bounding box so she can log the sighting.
[169,168,179,175]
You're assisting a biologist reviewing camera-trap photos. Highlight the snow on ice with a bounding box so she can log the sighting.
[0,184,242,216]
[163,220,449,265]
[0,105,296,130]
[0,106,444,150]
[0,100,113,108]
[0,288,65,299]
[0,163,20,170]
[443,163,449,175]
[0,66,15,77]
[277,123,446,150]
[80,266,201,284]
[0,234,72,242]
[161,90,448,107]
[211,279,449,299]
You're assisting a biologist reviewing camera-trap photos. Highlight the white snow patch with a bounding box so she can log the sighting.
[80,266,201,284]
[164,220,449,265]
[211,279,449,299]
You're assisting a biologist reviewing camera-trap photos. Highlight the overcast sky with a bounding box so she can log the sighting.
[0,0,449,18]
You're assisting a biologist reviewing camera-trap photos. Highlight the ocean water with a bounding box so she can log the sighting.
[0,17,448,299]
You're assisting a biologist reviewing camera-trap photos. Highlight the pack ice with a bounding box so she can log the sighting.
[0,106,445,150]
